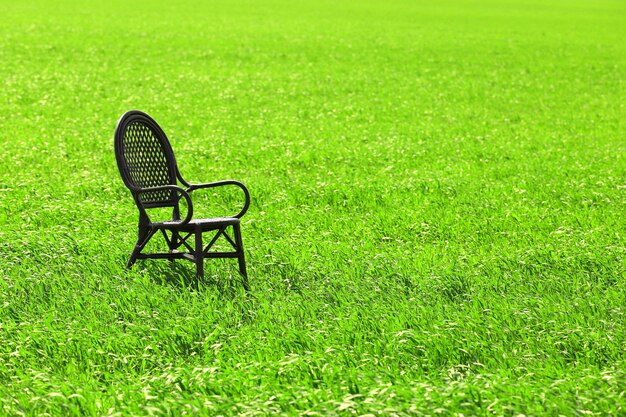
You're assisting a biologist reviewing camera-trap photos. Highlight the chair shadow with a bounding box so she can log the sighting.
[141,260,250,297]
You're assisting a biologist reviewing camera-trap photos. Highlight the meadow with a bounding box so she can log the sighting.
[1,0,625,415]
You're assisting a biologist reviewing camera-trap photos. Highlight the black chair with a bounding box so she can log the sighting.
[114,110,250,289]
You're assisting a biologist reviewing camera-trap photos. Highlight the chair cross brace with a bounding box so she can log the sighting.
[159,228,239,258]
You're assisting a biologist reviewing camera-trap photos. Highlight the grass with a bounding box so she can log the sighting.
[1,0,625,415]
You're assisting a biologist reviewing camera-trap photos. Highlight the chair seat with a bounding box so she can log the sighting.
[157,216,240,231]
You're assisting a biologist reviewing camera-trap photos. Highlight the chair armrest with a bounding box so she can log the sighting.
[136,185,194,226]
[186,180,250,218]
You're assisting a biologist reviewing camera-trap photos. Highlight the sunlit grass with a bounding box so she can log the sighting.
[1,0,625,415]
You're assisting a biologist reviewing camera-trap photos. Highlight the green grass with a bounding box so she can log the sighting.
[1,0,626,415]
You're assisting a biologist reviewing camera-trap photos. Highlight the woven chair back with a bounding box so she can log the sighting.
[114,111,178,206]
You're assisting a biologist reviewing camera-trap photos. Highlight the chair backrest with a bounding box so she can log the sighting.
[114,110,178,207]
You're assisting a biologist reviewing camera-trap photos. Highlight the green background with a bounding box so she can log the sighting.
[1,0,625,415]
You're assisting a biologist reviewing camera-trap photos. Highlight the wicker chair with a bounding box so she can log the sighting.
[114,110,250,289]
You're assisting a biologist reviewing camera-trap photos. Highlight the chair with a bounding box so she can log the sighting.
[114,110,250,289]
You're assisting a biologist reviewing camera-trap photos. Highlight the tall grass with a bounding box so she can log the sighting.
[1,0,625,415]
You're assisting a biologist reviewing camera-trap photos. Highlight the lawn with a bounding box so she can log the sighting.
[1,0,625,415]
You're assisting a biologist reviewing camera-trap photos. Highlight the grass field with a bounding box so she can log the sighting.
[1,0,626,415]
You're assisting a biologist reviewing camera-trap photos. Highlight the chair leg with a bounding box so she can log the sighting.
[194,227,204,279]
[233,223,249,291]
[168,230,179,261]
[127,225,154,269]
